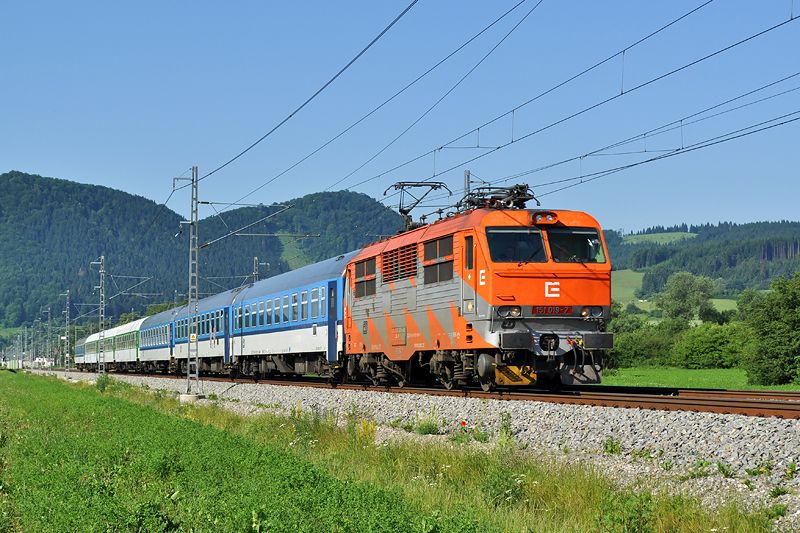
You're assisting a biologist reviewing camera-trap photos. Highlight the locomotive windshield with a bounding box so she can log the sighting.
[546,227,606,263]
[486,227,546,263]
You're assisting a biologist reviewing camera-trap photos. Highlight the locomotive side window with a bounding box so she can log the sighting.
[266,301,273,325]
[424,235,453,260]
[424,261,453,284]
[283,296,290,323]
[291,294,299,322]
[301,291,308,320]
[486,227,546,263]
[354,258,377,297]
[465,236,474,269]
[321,286,327,318]
[258,302,265,327]
[423,235,454,284]
[546,227,606,263]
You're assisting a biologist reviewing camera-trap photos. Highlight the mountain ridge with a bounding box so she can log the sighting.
[0,170,402,327]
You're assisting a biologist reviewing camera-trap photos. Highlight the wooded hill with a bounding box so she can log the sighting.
[605,221,800,297]
[1,170,797,328]
[0,171,402,327]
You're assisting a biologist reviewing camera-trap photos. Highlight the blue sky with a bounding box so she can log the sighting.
[2,1,798,233]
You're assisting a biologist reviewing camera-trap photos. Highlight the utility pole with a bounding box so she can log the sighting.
[464,169,471,197]
[45,308,51,368]
[252,257,268,283]
[176,166,201,395]
[61,290,70,369]
[91,256,106,373]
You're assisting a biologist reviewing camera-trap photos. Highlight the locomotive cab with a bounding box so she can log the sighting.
[466,209,612,390]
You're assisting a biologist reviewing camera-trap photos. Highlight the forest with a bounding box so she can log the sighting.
[1,170,799,331]
[0,171,402,329]
[604,221,800,296]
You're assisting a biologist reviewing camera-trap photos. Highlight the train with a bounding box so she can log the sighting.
[75,185,613,390]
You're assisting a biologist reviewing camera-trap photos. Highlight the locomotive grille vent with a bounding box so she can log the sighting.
[381,244,417,283]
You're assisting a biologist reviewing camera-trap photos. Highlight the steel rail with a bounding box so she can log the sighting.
[70,371,800,419]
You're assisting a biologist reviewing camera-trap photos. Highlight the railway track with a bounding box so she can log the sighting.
[72,370,800,420]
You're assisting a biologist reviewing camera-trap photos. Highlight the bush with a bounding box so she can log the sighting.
[740,274,800,385]
[670,322,753,369]
[607,319,688,368]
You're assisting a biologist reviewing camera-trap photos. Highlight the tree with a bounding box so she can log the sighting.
[741,273,800,385]
[654,272,715,320]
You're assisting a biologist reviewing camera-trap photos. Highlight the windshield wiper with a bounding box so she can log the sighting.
[517,247,543,266]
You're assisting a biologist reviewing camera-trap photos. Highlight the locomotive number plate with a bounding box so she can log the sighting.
[531,306,573,315]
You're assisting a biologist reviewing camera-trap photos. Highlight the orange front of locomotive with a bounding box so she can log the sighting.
[463,209,612,389]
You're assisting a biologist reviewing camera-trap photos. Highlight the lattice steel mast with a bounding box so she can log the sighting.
[176,166,201,394]
[91,256,106,373]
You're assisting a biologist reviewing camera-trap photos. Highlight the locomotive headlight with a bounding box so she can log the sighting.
[464,299,475,313]
[580,306,603,318]
[497,305,521,318]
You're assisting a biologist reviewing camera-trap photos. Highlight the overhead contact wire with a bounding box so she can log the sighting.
[378,14,798,202]
[349,0,718,193]
[214,0,531,214]
[174,0,421,191]
[324,0,546,192]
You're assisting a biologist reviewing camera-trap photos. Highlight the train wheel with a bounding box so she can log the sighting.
[479,378,494,392]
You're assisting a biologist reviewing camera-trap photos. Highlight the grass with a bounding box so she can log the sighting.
[611,269,645,304]
[623,232,697,245]
[278,235,312,270]
[1,372,780,532]
[611,270,736,314]
[0,372,481,532]
[602,367,800,391]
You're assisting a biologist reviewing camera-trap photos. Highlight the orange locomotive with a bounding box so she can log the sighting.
[342,186,612,390]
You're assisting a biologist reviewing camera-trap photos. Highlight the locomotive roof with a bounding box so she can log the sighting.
[355,207,602,257]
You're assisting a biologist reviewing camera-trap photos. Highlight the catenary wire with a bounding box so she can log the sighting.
[195,1,712,252]
[375,15,798,203]
[536,110,800,197]
[322,0,546,192]
[411,71,800,207]
[212,0,532,215]
[341,0,718,193]
[176,0,421,189]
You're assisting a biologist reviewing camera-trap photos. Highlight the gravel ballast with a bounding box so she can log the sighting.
[38,370,800,530]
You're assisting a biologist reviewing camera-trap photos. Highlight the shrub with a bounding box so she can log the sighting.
[607,319,688,368]
[740,273,800,385]
[670,322,753,369]
[95,373,111,392]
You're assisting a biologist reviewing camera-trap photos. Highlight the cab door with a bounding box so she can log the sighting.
[461,232,477,317]
[462,231,489,318]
